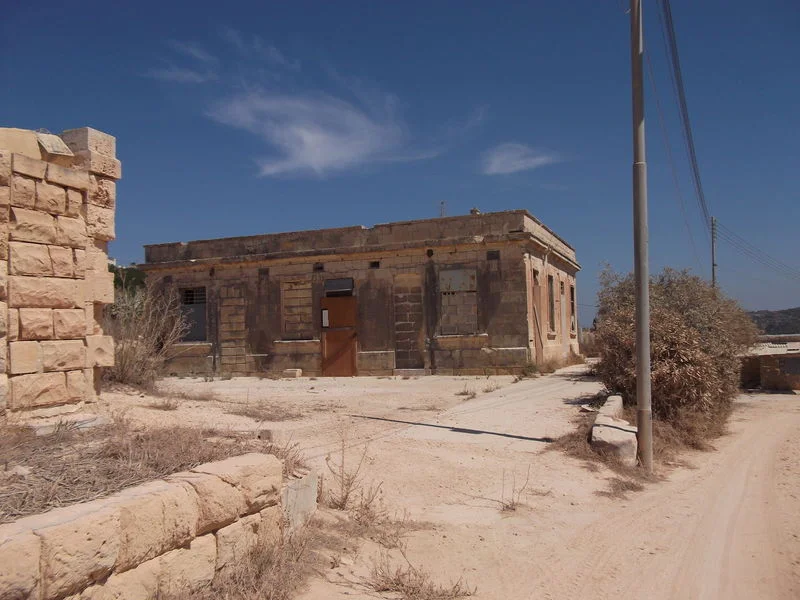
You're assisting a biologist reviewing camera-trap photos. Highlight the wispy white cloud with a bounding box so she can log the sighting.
[221,27,300,71]
[168,40,218,64]
[149,31,481,177]
[146,66,217,84]
[208,91,415,176]
[481,143,560,175]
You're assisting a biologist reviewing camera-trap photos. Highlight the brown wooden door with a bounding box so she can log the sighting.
[321,296,357,376]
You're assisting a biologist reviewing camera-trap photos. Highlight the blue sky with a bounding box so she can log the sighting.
[2,1,798,326]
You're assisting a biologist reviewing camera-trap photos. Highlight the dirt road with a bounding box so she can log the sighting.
[294,370,800,600]
[100,368,800,599]
[529,394,800,600]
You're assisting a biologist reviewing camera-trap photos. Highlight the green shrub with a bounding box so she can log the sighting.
[594,268,757,446]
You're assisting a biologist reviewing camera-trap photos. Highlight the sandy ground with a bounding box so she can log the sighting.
[96,367,800,600]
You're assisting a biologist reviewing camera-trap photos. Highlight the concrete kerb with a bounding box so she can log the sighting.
[591,394,638,467]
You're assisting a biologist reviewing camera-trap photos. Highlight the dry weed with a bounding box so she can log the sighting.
[174,523,323,600]
[0,419,306,523]
[104,281,189,388]
[324,423,368,510]
[226,403,303,422]
[455,386,477,400]
[595,477,645,499]
[149,398,179,411]
[500,466,531,512]
[369,548,475,599]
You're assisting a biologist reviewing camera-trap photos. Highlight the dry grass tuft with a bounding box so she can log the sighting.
[455,386,477,400]
[369,549,475,600]
[0,418,306,523]
[149,397,179,411]
[226,403,304,422]
[596,477,645,499]
[324,424,369,510]
[175,521,327,600]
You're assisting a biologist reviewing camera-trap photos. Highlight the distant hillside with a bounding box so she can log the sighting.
[749,307,800,335]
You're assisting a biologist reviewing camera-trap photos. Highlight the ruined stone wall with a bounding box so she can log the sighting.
[0,453,283,600]
[0,128,117,416]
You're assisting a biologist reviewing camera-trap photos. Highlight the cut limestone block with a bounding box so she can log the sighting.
[65,189,83,217]
[55,215,88,248]
[78,557,160,600]
[72,151,121,180]
[41,340,86,372]
[11,174,35,209]
[88,175,115,208]
[155,534,216,598]
[20,499,121,600]
[215,513,260,575]
[85,335,114,367]
[53,309,85,339]
[10,241,53,276]
[45,162,90,191]
[35,181,67,215]
[10,206,56,244]
[61,128,116,159]
[192,454,282,513]
[19,308,54,340]
[66,370,86,401]
[8,372,68,409]
[168,471,247,536]
[0,522,41,600]
[73,248,86,277]
[49,245,74,277]
[591,414,638,467]
[9,340,42,374]
[11,154,46,180]
[114,480,200,573]
[8,308,18,341]
[9,276,82,308]
[83,204,115,241]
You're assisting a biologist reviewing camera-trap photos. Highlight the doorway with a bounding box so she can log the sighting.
[321,279,358,376]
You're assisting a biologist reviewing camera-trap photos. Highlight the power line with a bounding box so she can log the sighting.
[656,0,712,228]
[644,47,703,271]
[652,1,799,288]
[715,222,800,283]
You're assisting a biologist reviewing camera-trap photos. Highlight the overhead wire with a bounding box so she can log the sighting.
[656,0,712,229]
[644,47,703,271]
[653,0,800,287]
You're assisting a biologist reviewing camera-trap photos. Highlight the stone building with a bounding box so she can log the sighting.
[142,210,580,376]
[0,127,118,416]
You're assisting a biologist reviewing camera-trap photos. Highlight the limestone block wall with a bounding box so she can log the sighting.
[760,354,800,390]
[0,128,118,416]
[0,453,283,600]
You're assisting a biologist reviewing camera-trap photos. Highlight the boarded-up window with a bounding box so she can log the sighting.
[282,280,313,339]
[570,285,576,332]
[439,269,478,335]
[180,287,207,342]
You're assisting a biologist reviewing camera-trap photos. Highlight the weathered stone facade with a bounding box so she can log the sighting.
[142,210,579,376]
[0,127,117,415]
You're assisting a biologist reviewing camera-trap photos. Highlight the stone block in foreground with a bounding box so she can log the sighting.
[591,414,638,467]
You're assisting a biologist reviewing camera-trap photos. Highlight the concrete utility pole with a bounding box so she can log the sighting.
[711,216,717,288]
[630,0,653,472]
